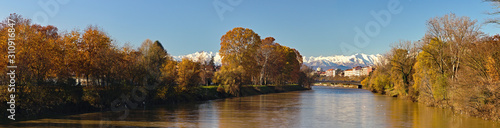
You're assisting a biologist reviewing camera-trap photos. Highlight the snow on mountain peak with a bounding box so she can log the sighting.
[172,51,222,65]
[302,53,382,70]
[173,52,381,70]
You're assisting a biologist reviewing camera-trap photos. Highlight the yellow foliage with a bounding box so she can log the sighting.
[486,56,500,82]
[161,58,177,84]
[219,27,261,85]
[176,58,201,91]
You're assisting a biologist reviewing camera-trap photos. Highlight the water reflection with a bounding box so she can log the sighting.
[216,93,302,127]
[298,87,388,128]
[6,86,500,128]
[379,94,499,128]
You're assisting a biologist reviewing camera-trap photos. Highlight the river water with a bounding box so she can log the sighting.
[7,86,500,128]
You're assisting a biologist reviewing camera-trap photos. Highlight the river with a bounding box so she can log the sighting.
[7,86,500,128]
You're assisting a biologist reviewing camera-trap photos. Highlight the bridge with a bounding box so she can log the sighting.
[313,80,363,89]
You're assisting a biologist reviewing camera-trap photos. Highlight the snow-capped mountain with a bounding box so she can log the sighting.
[173,52,381,70]
[172,51,222,65]
[302,53,382,70]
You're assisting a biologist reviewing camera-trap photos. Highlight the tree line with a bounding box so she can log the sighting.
[361,13,500,121]
[0,14,314,119]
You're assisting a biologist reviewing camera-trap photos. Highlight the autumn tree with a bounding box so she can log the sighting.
[155,56,178,100]
[111,44,140,85]
[0,13,36,90]
[255,39,303,85]
[274,46,302,85]
[24,25,58,85]
[442,34,500,120]
[0,14,84,117]
[0,14,71,86]
[256,37,277,85]
[215,65,245,96]
[475,35,500,81]
[57,30,80,85]
[75,26,113,86]
[485,40,500,82]
[363,54,392,94]
[217,27,261,95]
[1,13,68,86]
[176,58,201,91]
[161,57,177,85]
[411,13,483,104]
[389,40,418,98]
[139,39,169,86]
[424,13,483,80]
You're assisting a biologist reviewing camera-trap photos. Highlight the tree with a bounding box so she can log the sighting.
[28,25,60,85]
[257,37,276,85]
[214,65,245,96]
[425,13,483,80]
[77,26,112,86]
[0,14,67,86]
[161,57,178,85]
[277,46,302,85]
[268,44,303,85]
[0,14,87,117]
[219,27,262,85]
[412,13,483,104]
[0,13,36,86]
[217,27,261,95]
[460,34,500,81]
[156,58,177,100]
[485,0,500,24]
[58,30,80,85]
[364,54,392,94]
[298,65,316,89]
[389,41,418,98]
[176,58,201,91]
[413,38,451,103]
[481,35,500,81]
[155,55,177,99]
[139,39,169,86]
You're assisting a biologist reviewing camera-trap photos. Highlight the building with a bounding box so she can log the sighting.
[344,69,355,77]
[319,71,327,77]
[360,66,374,76]
[344,66,374,77]
[325,69,336,77]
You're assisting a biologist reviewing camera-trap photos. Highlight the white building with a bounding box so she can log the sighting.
[326,69,336,77]
[344,66,363,77]
[344,66,374,77]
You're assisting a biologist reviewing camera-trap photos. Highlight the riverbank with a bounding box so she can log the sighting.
[363,83,500,122]
[313,82,362,89]
[0,85,309,123]
[154,85,310,105]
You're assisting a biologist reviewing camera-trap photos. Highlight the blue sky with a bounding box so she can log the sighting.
[1,0,499,56]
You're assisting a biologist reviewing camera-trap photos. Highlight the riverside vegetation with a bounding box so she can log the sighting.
[362,13,500,121]
[0,14,315,122]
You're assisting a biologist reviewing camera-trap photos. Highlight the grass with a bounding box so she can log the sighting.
[200,85,219,89]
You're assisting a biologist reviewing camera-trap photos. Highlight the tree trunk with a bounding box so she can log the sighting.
[259,57,268,85]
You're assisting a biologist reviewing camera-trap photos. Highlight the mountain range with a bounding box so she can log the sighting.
[173,51,382,70]
[302,53,382,70]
